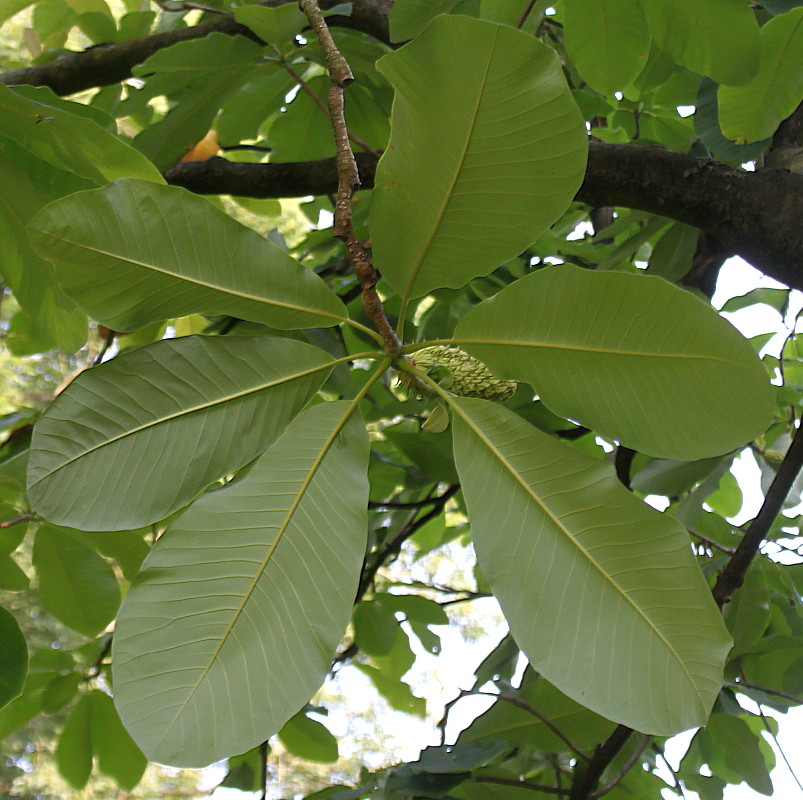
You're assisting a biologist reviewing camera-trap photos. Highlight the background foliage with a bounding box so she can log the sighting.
[1,1,802,799]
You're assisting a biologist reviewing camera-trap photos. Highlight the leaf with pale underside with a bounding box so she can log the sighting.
[451,397,732,735]
[27,336,334,531]
[28,179,347,332]
[112,401,370,767]
[370,15,587,302]
[453,266,773,460]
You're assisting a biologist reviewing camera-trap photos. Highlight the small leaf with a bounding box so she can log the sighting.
[33,526,120,637]
[28,179,348,332]
[278,711,339,763]
[353,600,399,656]
[705,714,773,795]
[28,336,333,530]
[113,401,370,767]
[371,15,587,302]
[454,266,773,460]
[90,690,147,790]
[56,694,93,789]
[0,606,27,709]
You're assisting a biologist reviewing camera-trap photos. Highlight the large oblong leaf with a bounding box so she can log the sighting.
[452,398,732,735]
[370,15,587,302]
[0,605,26,709]
[27,336,334,531]
[454,266,773,460]
[112,401,370,767]
[27,179,348,332]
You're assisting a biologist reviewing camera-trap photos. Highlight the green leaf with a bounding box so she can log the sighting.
[639,0,760,86]
[56,694,93,789]
[694,77,770,165]
[222,745,266,791]
[41,673,82,713]
[563,0,650,95]
[65,529,150,581]
[132,35,262,170]
[0,606,26,709]
[33,526,120,637]
[28,335,334,530]
[90,690,147,790]
[376,593,449,626]
[721,287,789,315]
[278,711,339,763]
[355,664,427,715]
[705,714,773,795]
[461,670,615,750]
[112,401,370,767]
[269,75,336,162]
[28,179,348,332]
[0,672,58,739]
[0,0,35,25]
[0,556,29,591]
[453,266,773,460]
[631,456,725,497]
[389,0,465,42]
[370,15,587,302]
[353,600,400,656]
[414,741,507,773]
[451,398,732,735]
[233,4,306,49]
[647,222,699,281]
[0,138,88,351]
[0,84,162,184]
[725,563,771,656]
[718,8,803,143]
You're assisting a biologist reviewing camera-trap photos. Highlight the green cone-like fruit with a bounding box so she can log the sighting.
[411,346,517,402]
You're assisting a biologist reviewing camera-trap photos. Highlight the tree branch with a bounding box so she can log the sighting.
[713,421,803,607]
[569,725,634,800]
[0,0,391,97]
[165,143,803,292]
[299,0,400,354]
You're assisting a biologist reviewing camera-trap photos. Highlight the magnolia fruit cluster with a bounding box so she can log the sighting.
[410,345,517,402]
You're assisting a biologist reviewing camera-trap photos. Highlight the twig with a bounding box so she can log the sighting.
[84,634,113,680]
[688,529,737,555]
[259,740,269,800]
[713,420,803,607]
[614,446,635,489]
[437,592,492,607]
[442,689,590,763]
[728,679,803,706]
[475,776,568,795]
[0,513,34,528]
[357,486,459,600]
[299,0,401,356]
[569,725,634,800]
[755,703,803,793]
[516,0,539,29]
[368,497,445,510]
[93,327,116,366]
[590,733,650,798]
[281,61,378,154]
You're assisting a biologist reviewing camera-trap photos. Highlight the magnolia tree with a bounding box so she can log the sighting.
[1,0,802,798]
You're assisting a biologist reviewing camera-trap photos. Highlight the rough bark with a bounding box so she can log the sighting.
[165,143,803,292]
[0,0,391,97]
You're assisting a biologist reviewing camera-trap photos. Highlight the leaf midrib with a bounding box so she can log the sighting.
[450,337,753,370]
[30,360,335,486]
[157,360,386,748]
[399,27,498,305]
[33,232,347,325]
[452,399,704,704]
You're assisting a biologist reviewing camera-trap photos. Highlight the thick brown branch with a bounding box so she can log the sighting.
[0,0,390,97]
[713,422,803,607]
[165,143,803,292]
